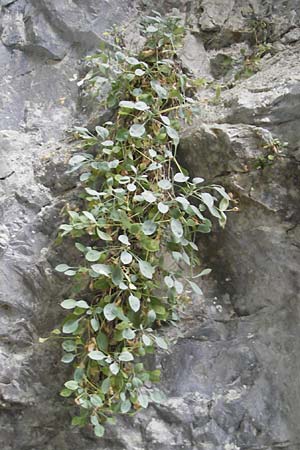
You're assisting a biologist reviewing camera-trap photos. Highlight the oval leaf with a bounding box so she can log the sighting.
[158,202,169,214]
[85,249,101,262]
[174,172,189,183]
[103,303,118,321]
[120,251,133,265]
[88,350,106,361]
[63,319,79,334]
[118,234,130,246]
[129,124,146,138]
[119,351,134,362]
[170,218,183,238]
[142,220,157,236]
[61,299,77,310]
[129,294,140,312]
[138,260,155,279]
[91,264,111,277]
[158,179,172,190]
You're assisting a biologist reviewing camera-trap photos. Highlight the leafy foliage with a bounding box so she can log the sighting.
[53,13,230,436]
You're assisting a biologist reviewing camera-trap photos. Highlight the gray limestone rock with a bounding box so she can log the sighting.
[1,1,300,450]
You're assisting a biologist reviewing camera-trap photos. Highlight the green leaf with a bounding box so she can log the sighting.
[123,328,136,340]
[212,185,231,200]
[101,378,110,394]
[135,101,150,111]
[103,303,118,321]
[88,350,106,361]
[61,299,77,309]
[91,415,99,426]
[119,351,134,362]
[129,124,146,138]
[62,340,77,352]
[111,265,123,286]
[120,251,133,265]
[151,80,168,99]
[74,367,84,382]
[201,193,221,218]
[141,190,156,203]
[64,380,78,390]
[141,237,159,252]
[60,388,73,397]
[138,393,149,408]
[97,229,113,241]
[198,268,212,277]
[126,56,140,65]
[85,249,101,262]
[138,260,155,279]
[102,140,114,147]
[127,183,136,192]
[119,100,136,109]
[135,68,145,76]
[61,353,75,363]
[142,220,157,236]
[170,218,183,238]
[188,280,203,295]
[71,415,87,426]
[149,148,157,158]
[76,300,89,309]
[176,196,190,210]
[158,179,172,190]
[118,234,130,246]
[147,309,156,323]
[55,264,70,273]
[110,362,120,375]
[129,294,140,312]
[174,280,183,294]
[146,25,158,33]
[120,399,131,413]
[164,276,174,288]
[160,115,170,126]
[174,172,189,183]
[166,126,179,145]
[69,154,87,165]
[91,264,111,277]
[95,126,109,140]
[96,331,108,351]
[155,336,168,350]
[64,270,77,277]
[158,202,169,214]
[142,334,152,346]
[90,395,103,407]
[219,197,229,211]
[150,389,167,404]
[83,211,96,223]
[94,424,105,437]
[192,177,204,184]
[63,319,79,334]
[91,317,99,332]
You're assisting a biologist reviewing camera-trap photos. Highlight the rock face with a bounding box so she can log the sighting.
[1,1,300,450]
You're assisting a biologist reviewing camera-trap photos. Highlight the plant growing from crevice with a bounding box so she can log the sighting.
[235,11,273,80]
[211,11,273,85]
[254,132,288,170]
[50,13,230,437]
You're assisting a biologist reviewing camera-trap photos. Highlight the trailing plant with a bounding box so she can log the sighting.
[51,13,230,437]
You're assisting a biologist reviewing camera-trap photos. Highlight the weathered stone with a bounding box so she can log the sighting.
[180,32,211,78]
[1,1,300,450]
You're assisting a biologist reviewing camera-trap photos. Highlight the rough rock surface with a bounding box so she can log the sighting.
[1,1,300,450]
